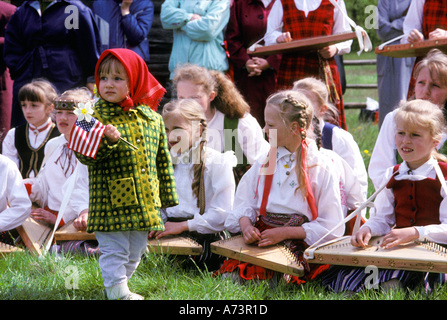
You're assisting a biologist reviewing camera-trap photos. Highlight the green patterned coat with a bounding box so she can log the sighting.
[74,99,178,233]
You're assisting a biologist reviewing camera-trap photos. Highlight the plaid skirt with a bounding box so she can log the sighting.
[215,213,330,284]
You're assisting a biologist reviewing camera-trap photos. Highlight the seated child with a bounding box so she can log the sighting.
[217,90,344,285]
[24,88,90,229]
[151,99,236,270]
[2,79,60,178]
[323,100,447,293]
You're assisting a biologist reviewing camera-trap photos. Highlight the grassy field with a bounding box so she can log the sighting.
[1,52,446,305]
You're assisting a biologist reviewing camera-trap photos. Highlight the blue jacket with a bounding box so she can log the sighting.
[160,0,230,78]
[4,0,100,93]
[92,0,154,63]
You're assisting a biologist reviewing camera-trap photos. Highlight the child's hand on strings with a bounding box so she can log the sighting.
[276,32,292,43]
[351,226,372,248]
[73,210,88,231]
[153,221,189,239]
[104,124,121,145]
[258,228,286,247]
[380,227,419,249]
[31,208,57,227]
[240,217,261,244]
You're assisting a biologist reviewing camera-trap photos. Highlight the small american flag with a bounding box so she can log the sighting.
[68,117,106,158]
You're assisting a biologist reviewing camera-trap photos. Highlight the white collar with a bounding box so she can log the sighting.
[396,157,438,180]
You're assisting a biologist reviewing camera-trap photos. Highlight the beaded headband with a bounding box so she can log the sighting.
[54,98,77,110]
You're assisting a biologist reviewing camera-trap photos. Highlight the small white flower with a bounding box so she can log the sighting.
[74,102,94,122]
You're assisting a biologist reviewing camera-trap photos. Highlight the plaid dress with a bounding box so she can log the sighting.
[407,0,447,98]
[277,0,346,129]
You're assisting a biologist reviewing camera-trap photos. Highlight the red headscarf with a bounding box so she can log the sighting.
[95,48,166,111]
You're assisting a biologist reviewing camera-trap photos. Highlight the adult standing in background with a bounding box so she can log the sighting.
[0,2,16,152]
[4,0,100,127]
[92,0,154,64]
[160,0,230,79]
[376,0,414,129]
[264,0,352,130]
[225,0,281,127]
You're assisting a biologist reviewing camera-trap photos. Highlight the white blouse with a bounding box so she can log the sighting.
[2,118,56,178]
[401,0,425,43]
[365,157,447,244]
[161,146,237,234]
[320,148,366,218]
[207,109,270,166]
[0,155,31,231]
[320,119,368,199]
[368,109,447,189]
[225,142,345,245]
[264,0,352,54]
[25,135,89,224]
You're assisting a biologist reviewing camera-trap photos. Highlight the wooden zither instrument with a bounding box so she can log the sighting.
[248,32,357,56]
[210,235,304,277]
[55,223,203,256]
[375,38,447,58]
[54,223,96,241]
[16,217,52,255]
[0,242,24,256]
[147,236,203,256]
[304,236,447,273]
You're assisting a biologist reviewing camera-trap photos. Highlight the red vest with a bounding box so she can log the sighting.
[386,162,447,228]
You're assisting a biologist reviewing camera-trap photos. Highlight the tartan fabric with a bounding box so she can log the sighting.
[277,0,345,129]
[408,0,447,99]
[215,213,330,284]
[422,0,447,38]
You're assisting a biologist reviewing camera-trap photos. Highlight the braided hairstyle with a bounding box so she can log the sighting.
[266,90,314,196]
[162,99,208,206]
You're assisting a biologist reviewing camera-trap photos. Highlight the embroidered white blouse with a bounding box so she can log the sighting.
[25,135,89,224]
[364,157,447,244]
[2,118,56,178]
[264,0,352,53]
[207,109,270,166]
[161,146,237,234]
[225,142,345,245]
[0,155,31,231]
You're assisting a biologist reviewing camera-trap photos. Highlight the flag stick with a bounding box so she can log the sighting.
[120,137,138,151]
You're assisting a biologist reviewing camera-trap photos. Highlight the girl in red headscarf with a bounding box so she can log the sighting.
[74,48,179,300]
[216,90,344,285]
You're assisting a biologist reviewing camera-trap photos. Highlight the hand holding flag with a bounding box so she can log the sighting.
[68,103,137,158]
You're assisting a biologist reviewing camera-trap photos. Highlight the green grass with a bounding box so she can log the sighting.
[2,52,445,303]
